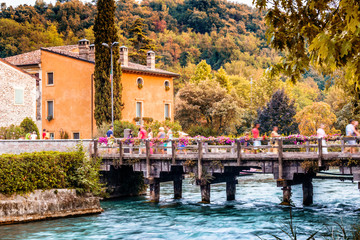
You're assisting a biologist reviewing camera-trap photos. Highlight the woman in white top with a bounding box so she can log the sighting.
[30,131,37,140]
[317,123,328,154]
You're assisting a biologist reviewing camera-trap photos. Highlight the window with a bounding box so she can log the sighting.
[47,72,54,85]
[47,101,54,119]
[136,77,144,89]
[164,80,170,87]
[49,133,55,139]
[14,88,24,105]
[164,103,170,119]
[73,132,80,139]
[136,102,142,125]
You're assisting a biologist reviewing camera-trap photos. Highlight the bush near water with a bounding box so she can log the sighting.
[0,145,102,195]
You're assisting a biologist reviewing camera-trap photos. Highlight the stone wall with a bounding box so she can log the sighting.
[0,60,37,127]
[0,139,94,155]
[0,189,103,225]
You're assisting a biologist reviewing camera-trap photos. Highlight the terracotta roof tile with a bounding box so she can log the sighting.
[6,45,179,77]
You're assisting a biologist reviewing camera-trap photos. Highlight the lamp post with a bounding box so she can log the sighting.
[102,42,119,127]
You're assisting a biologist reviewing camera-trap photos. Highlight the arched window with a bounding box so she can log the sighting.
[164,80,170,91]
[137,77,144,89]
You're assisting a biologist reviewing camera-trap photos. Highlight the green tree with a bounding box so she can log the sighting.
[128,18,156,65]
[20,117,39,138]
[257,89,298,135]
[175,79,242,135]
[93,0,122,126]
[255,0,360,112]
[214,67,232,92]
[190,60,213,84]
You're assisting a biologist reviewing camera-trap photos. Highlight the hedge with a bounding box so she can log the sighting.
[0,146,102,195]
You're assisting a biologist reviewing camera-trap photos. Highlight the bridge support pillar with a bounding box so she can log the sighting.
[280,185,292,206]
[174,179,182,199]
[302,179,313,206]
[200,183,210,203]
[149,181,160,203]
[226,181,237,201]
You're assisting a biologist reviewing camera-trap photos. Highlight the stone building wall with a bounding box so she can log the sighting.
[0,60,37,127]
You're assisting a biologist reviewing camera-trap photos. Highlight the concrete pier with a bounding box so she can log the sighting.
[281,185,292,205]
[302,179,313,206]
[226,181,236,201]
[174,179,182,199]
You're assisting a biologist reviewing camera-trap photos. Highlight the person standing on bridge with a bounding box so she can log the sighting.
[138,125,147,154]
[157,127,166,154]
[317,123,328,154]
[271,126,280,153]
[252,123,261,154]
[346,119,359,153]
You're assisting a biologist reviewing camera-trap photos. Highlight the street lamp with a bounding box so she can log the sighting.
[102,42,119,127]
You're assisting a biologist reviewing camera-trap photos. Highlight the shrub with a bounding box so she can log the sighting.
[0,145,102,195]
[20,117,39,138]
[145,120,182,137]
[0,125,24,139]
[187,125,217,137]
[113,120,139,137]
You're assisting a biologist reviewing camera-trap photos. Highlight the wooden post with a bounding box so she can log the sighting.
[149,181,160,203]
[305,141,310,153]
[341,139,345,153]
[200,182,210,203]
[146,140,150,178]
[174,179,182,199]
[358,182,360,191]
[278,138,283,179]
[318,138,323,167]
[231,142,235,154]
[198,140,203,179]
[226,179,236,201]
[280,185,292,206]
[302,177,313,206]
[171,140,176,165]
[94,139,98,157]
[118,139,123,165]
[236,139,242,166]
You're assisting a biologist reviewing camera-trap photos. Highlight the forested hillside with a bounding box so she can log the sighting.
[1,0,350,136]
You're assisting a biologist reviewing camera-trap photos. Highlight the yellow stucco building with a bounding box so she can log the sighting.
[6,39,179,139]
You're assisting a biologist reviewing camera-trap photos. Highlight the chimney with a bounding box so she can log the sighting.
[120,46,128,67]
[147,51,155,70]
[78,39,90,60]
[89,44,95,62]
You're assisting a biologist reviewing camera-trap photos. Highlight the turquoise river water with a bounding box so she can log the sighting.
[1,174,359,239]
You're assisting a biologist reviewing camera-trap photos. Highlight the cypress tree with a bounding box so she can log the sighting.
[128,18,156,65]
[93,0,122,126]
[257,89,298,135]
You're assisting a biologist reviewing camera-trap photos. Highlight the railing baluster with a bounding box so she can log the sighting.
[278,138,283,179]
[341,139,345,153]
[318,138,323,167]
[146,140,150,178]
[236,139,242,166]
[118,139,123,165]
[171,140,176,164]
[198,140,203,179]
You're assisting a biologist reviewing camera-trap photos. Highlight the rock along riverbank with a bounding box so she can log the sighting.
[0,189,103,225]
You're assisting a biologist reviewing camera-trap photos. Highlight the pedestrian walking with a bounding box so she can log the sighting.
[270,126,280,153]
[252,123,261,153]
[317,123,328,154]
[30,131,37,140]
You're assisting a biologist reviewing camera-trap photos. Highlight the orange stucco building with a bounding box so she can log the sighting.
[7,39,179,139]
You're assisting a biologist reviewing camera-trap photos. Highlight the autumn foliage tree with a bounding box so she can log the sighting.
[93,0,122,126]
[295,102,337,136]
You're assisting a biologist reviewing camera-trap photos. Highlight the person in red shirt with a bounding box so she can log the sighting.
[138,125,147,154]
[252,123,261,153]
[42,129,47,139]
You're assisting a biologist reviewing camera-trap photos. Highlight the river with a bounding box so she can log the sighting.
[1,174,359,239]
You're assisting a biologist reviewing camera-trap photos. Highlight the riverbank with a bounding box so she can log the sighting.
[0,189,103,225]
